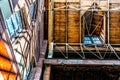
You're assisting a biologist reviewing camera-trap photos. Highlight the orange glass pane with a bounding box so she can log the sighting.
[0,56,15,72]
[0,40,17,80]
[0,40,10,59]
[0,71,16,80]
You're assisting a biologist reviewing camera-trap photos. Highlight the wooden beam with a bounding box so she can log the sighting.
[43,65,51,80]
[44,59,120,65]
[32,40,47,80]
[48,0,54,58]
[103,12,106,44]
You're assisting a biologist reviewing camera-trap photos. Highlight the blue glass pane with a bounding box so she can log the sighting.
[84,41,92,44]
[11,14,19,32]
[6,18,14,36]
[92,37,99,40]
[29,3,34,19]
[84,37,90,41]
[93,41,102,44]
[84,36,102,44]
[92,37,102,44]
[15,11,23,31]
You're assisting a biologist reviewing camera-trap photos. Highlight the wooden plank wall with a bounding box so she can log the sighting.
[54,2,80,43]
[110,11,120,44]
[54,3,66,43]
[109,2,120,44]
[68,10,80,43]
[52,0,120,44]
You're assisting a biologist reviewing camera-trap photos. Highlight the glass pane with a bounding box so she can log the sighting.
[15,11,23,31]
[84,37,90,41]
[84,37,92,44]
[11,14,19,32]
[29,3,34,19]
[6,18,14,37]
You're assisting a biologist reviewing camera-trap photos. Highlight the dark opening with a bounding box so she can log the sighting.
[83,3,106,45]
[50,66,119,80]
[84,11,104,44]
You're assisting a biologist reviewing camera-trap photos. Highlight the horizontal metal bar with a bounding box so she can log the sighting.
[53,51,119,53]
[53,43,120,47]
[44,59,120,65]
[46,9,120,11]
[111,44,120,46]
[54,43,106,45]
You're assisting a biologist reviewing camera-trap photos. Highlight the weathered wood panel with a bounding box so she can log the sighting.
[110,12,120,44]
[68,10,80,43]
[54,10,66,43]
[109,2,120,44]
[54,3,80,43]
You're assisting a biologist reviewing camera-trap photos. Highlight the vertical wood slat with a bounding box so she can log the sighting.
[43,65,51,80]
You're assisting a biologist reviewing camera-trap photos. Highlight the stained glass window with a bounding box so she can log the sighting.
[6,11,23,40]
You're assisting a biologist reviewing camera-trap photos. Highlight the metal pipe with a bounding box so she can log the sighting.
[68,44,84,58]
[80,44,85,59]
[95,45,103,59]
[55,46,66,58]
[53,43,109,46]
[103,45,109,58]
[65,0,68,59]
[53,43,120,46]
[46,9,120,12]
[80,0,81,43]
[109,44,120,60]
[108,0,110,44]
[83,45,101,59]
